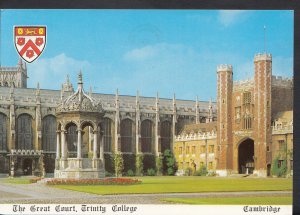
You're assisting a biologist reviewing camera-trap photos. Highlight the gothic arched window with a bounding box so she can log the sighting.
[161,121,171,153]
[102,118,112,152]
[66,123,77,158]
[42,115,57,152]
[120,119,133,153]
[141,120,153,153]
[16,114,33,150]
[0,113,7,151]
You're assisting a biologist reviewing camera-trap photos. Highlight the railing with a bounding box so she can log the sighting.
[272,125,293,134]
[175,132,217,141]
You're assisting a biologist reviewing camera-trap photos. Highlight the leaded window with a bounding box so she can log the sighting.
[16,114,33,150]
[161,121,171,153]
[120,119,133,153]
[0,114,7,151]
[42,115,57,152]
[141,120,153,153]
[102,118,112,152]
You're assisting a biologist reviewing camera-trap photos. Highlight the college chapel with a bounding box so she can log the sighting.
[0,53,293,178]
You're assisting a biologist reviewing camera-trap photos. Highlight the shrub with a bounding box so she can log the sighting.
[114,153,124,177]
[163,149,177,176]
[271,157,287,177]
[147,168,156,176]
[207,171,216,177]
[194,166,208,176]
[167,167,175,176]
[105,153,115,174]
[184,167,193,176]
[143,154,156,174]
[127,169,135,177]
[156,156,163,176]
[135,154,144,176]
[105,171,115,177]
[123,154,136,174]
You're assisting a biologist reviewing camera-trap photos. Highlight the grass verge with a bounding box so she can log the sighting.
[1,178,33,184]
[53,176,292,195]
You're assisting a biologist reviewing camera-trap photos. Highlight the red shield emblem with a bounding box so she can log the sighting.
[14,26,46,63]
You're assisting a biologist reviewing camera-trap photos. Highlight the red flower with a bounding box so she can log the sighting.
[17,37,25,46]
[35,37,44,46]
[26,50,34,58]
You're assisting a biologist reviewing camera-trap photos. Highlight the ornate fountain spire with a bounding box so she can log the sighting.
[56,72,103,113]
[77,70,83,102]
[78,70,83,87]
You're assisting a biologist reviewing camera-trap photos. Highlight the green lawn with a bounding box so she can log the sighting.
[54,176,292,195]
[162,196,292,205]
[1,178,33,184]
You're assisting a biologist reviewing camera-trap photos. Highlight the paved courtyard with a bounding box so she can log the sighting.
[0,179,292,204]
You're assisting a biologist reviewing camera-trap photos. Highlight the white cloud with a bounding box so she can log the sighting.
[27,53,92,89]
[123,43,187,62]
[123,45,157,61]
[121,43,219,99]
[218,10,249,27]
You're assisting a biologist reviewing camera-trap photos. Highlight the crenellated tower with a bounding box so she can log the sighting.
[216,64,233,176]
[253,53,272,177]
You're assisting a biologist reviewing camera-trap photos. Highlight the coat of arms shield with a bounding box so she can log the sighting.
[14,26,46,63]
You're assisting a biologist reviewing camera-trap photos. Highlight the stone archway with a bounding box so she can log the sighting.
[238,138,254,174]
[267,164,271,177]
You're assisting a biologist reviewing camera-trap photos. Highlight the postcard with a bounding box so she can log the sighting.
[0,8,294,215]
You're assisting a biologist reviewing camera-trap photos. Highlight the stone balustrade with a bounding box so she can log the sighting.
[175,131,217,141]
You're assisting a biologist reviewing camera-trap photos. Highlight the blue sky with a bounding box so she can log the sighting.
[0,10,293,100]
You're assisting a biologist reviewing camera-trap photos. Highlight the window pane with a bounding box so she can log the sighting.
[141,120,152,153]
[161,121,171,153]
[42,115,57,152]
[102,118,112,152]
[16,114,33,150]
[0,114,7,151]
[120,119,133,152]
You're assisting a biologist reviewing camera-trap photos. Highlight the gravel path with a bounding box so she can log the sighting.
[0,181,292,204]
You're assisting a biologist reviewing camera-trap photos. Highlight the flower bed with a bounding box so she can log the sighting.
[46,178,142,186]
[29,177,42,183]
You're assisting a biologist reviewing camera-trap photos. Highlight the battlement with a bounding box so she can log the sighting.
[0,67,19,72]
[217,64,232,72]
[175,130,217,141]
[233,78,254,91]
[272,75,293,88]
[254,53,272,62]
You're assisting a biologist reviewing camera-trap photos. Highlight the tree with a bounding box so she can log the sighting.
[135,154,144,176]
[163,149,177,176]
[271,156,287,177]
[156,155,163,176]
[114,152,124,177]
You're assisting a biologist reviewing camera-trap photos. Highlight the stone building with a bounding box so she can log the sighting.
[0,53,293,178]
[174,53,293,177]
[0,59,216,177]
